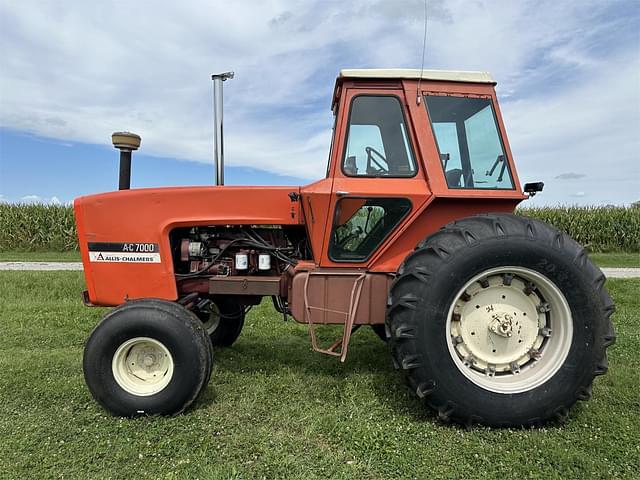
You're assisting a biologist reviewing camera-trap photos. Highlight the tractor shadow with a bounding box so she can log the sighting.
[193,322,437,423]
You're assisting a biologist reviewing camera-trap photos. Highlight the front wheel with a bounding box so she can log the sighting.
[195,296,245,347]
[83,299,212,416]
[387,213,615,427]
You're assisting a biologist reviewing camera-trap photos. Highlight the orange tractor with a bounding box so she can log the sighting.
[76,69,615,427]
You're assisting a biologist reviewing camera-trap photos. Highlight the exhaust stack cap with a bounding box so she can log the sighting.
[111,131,141,190]
[212,72,234,81]
[112,131,141,152]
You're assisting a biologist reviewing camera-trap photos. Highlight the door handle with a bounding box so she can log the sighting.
[335,191,349,197]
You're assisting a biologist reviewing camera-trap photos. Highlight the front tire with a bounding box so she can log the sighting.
[195,296,245,347]
[387,213,615,427]
[83,299,212,416]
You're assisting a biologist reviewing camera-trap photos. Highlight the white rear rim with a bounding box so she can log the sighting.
[112,337,174,396]
[446,266,573,394]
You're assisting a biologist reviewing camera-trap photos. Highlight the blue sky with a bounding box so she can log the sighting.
[0,0,638,205]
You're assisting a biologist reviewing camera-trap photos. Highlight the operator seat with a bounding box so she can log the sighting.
[445,168,463,188]
[344,155,358,176]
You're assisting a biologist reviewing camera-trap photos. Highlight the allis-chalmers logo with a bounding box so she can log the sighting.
[87,242,161,263]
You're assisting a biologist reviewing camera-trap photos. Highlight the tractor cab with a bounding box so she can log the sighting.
[302,69,524,273]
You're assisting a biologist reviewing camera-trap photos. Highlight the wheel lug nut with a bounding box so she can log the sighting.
[537,302,550,313]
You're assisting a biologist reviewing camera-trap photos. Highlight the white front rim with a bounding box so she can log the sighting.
[201,304,221,335]
[446,266,573,394]
[112,337,174,396]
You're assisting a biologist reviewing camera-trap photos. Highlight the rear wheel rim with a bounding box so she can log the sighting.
[112,337,174,396]
[446,266,573,394]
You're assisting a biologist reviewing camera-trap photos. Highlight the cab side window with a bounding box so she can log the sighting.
[342,96,417,177]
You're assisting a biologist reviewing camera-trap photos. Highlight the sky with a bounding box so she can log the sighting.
[0,0,638,206]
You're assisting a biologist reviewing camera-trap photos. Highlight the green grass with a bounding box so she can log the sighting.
[590,252,640,268]
[0,272,638,479]
[0,250,82,262]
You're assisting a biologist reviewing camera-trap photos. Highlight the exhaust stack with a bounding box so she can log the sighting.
[211,71,234,185]
[112,131,141,190]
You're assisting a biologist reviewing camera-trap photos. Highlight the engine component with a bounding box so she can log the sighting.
[258,254,271,271]
[235,253,248,270]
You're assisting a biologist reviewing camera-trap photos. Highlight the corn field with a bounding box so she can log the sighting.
[0,203,638,253]
[0,204,78,251]
[519,206,640,253]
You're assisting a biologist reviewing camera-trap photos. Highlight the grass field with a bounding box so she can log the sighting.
[0,272,638,479]
[589,252,640,268]
[1,250,638,268]
[0,250,82,262]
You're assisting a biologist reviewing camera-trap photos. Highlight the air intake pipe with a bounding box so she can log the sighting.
[112,131,141,190]
[211,71,234,185]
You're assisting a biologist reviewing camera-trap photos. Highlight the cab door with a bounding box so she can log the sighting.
[320,88,432,268]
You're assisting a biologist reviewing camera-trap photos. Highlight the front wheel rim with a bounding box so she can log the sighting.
[446,266,573,394]
[201,304,221,335]
[112,337,174,396]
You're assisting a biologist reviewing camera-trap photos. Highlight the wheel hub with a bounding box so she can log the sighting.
[488,312,514,338]
[446,266,573,394]
[112,337,174,396]
[452,275,545,373]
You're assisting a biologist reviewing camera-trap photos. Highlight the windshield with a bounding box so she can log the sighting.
[425,95,514,189]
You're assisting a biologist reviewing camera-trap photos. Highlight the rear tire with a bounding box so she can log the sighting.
[387,213,615,427]
[83,299,212,416]
[195,296,245,347]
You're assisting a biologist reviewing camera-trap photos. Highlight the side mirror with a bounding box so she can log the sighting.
[524,182,544,197]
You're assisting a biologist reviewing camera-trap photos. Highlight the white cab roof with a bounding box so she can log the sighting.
[339,68,495,84]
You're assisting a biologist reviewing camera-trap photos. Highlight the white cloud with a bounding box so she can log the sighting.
[0,0,638,203]
[19,195,43,204]
[17,194,64,205]
[555,173,586,180]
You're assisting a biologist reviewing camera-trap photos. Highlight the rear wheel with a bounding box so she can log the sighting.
[387,213,615,427]
[195,296,245,347]
[83,299,212,416]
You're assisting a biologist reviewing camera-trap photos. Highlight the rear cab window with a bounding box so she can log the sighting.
[425,95,514,190]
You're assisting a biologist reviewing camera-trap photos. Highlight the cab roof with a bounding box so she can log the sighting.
[338,68,496,84]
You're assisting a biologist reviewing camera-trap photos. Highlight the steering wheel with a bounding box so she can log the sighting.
[365,146,389,175]
[335,226,363,248]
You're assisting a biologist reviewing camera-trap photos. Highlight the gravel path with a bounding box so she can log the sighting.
[0,262,84,271]
[600,267,640,279]
[0,262,638,278]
